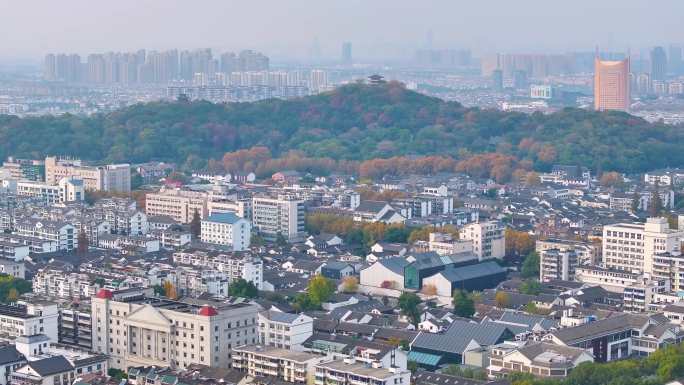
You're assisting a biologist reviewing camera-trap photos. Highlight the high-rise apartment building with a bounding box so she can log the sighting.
[603,217,684,274]
[44,53,82,82]
[594,57,630,111]
[220,52,238,74]
[461,221,505,261]
[238,50,269,71]
[252,196,305,242]
[650,46,668,82]
[492,69,503,91]
[539,248,578,282]
[310,70,328,93]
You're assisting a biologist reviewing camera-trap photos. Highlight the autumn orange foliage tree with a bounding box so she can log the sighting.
[505,228,535,258]
[455,153,529,183]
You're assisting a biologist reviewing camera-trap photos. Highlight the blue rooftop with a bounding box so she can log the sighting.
[205,212,243,224]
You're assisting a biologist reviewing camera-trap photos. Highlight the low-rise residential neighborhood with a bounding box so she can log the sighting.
[3,158,684,385]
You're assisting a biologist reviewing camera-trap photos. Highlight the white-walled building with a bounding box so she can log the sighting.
[623,277,670,312]
[232,345,326,384]
[603,218,684,274]
[487,341,592,379]
[536,238,599,267]
[0,259,25,279]
[540,248,579,282]
[145,188,208,224]
[252,196,305,242]
[575,266,641,293]
[15,177,85,204]
[14,219,76,251]
[11,335,108,385]
[314,358,411,385]
[0,300,59,342]
[652,252,684,292]
[172,250,263,290]
[258,310,313,351]
[32,269,98,299]
[200,213,251,251]
[91,288,260,370]
[428,232,473,256]
[461,221,505,260]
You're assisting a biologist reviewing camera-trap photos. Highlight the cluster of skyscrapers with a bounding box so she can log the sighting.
[43,49,269,84]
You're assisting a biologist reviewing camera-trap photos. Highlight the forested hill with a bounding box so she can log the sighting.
[1,81,683,174]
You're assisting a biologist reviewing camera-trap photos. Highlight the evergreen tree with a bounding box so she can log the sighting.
[631,190,641,212]
[77,228,88,256]
[521,251,540,278]
[190,209,201,239]
[398,292,421,326]
[649,183,663,217]
[228,279,258,298]
[275,232,288,247]
[452,289,475,318]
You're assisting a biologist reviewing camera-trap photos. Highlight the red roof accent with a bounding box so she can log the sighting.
[198,305,218,316]
[96,289,113,299]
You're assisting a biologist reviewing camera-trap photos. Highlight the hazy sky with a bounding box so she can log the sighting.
[1,0,683,63]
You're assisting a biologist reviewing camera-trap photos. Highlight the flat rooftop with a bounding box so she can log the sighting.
[122,295,253,314]
[0,304,35,319]
[233,345,320,362]
[317,360,403,380]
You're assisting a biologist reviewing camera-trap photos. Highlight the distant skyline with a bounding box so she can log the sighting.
[1,0,683,64]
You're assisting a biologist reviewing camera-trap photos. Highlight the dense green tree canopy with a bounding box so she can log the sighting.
[2,82,682,174]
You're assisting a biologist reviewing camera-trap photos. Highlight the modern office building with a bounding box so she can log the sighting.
[594,57,630,111]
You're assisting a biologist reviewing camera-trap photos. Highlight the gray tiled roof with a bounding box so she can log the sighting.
[497,310,558,331]
[412,320,511,355]
[438,261,505,283]
[0,345,24,365]
[260,310,300,324]
[551,314,642,345]
[356,201,390,214]
[28,356,74,376]
[378,257,410,275]
[517,342,589,364]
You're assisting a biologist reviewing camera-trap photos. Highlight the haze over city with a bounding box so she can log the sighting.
[1,0,684,63]
[2,4,684,385]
